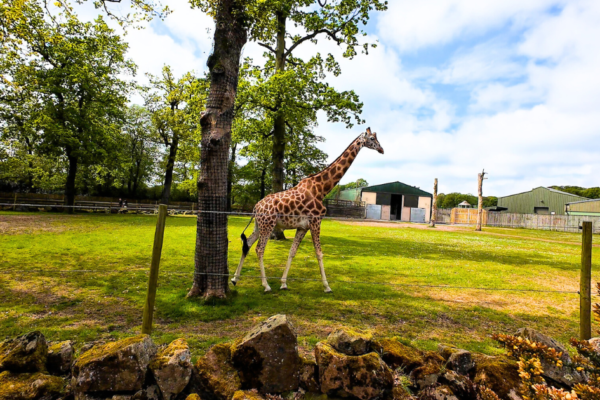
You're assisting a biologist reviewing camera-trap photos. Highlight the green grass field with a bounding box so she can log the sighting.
[1,211,598,359]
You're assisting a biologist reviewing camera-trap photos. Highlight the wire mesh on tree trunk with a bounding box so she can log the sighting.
[188,0,247,299]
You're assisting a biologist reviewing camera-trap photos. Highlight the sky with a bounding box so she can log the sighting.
[78,0,600,197]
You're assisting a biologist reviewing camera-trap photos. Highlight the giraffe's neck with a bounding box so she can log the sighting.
[302,137,362,201]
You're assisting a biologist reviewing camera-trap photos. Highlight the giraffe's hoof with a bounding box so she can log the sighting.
[280,284,289,290]
[324,287,333,293]
[264,286,272,293]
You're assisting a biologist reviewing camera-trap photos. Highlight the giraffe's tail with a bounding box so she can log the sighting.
[241,216,254,256]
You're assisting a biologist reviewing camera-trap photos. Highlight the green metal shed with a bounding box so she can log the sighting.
[497,187,587,215]
[566,199,600,216]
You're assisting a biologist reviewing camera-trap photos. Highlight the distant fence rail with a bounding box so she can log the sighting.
[0,192,195,214]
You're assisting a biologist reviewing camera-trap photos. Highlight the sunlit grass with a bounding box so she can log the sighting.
[0,211,597,358]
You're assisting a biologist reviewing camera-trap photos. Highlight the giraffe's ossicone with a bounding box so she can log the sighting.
[232,127,384,292]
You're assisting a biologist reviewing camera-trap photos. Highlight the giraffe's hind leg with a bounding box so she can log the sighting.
[256,219,276,292]
[310,219,332,293]
[280,229,307,290]
[231,229,258,286]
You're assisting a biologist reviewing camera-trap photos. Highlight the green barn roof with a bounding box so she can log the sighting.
[361,181,432,197]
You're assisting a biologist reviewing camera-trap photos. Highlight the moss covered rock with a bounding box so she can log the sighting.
[327,328,372,356]
[0,331,48,373]
[472,354,520,399]
[299,355,320,393]
[419,385,458,400]
[0,370,65,400]
[231,314,300,393]
[186,395,202,400]
[231,390,266,400]
[47,340,73,376]
[315,342,393,400]
[409,352,444,390]
[195,343,241,400]
[71,335,156,396]
[372,339,424,372]
[437,344,474,376]
[150,338,192,400]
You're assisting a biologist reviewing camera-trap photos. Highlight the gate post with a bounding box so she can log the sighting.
[580,221,593,340]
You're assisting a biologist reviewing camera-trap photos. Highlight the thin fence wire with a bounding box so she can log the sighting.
[0,268,581,295]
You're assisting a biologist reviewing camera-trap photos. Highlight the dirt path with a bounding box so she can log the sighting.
[339,220,600,247]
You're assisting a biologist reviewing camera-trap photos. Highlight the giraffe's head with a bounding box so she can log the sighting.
[360,127,384,154]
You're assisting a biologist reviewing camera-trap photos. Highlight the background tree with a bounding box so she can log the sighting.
[143,66,202,204]
[0,0,134,211]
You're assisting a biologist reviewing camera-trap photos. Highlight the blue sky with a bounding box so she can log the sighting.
[81,0,600,197]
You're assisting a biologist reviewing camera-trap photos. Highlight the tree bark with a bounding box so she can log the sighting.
[227,142,237,212]
[161,136,179,205]
[430,178,437,228]
[476,170,485,231]
[260,167,266,199]
[188,0,248,299]
[65,149,78,215]
[270,10,288,240]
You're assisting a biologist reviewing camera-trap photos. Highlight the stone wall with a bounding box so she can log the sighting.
[0,314,591,400]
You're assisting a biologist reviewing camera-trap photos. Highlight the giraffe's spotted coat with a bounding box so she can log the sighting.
[232,128,384,292]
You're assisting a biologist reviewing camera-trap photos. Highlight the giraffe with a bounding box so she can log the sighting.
[231,127,384,293]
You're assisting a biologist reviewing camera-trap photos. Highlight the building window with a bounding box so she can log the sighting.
[534,207,550,215]
[404,195,418,208]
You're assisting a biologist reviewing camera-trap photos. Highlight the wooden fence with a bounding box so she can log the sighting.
[486,212,600,233]
[324,199,365,219]
[450,208,487,225]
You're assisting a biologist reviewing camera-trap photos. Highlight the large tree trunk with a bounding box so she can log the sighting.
[227,142,237,212]
[260,167,266,199]
[65,149,78,215]
[188,0,247,299]
[270,10,287,240]
[161,137,179,205]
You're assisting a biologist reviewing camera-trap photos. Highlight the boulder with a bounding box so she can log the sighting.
[327,329,372,356]
[588,337,600,354]
[231,315,300,393]
[299,355,320,393]
[47,340,74,376]
[315,342,393,400]
[391,385,414,400]
[195,343,241,400]
[0,370,65,400]
[472,354,521,399]
[231,390,266,400]
[372,339,424,372]
[71,335,156,395]
[439,371,477,399]
[132,385,161,400]
[516,327,586,386]
[438,344,475,375]
[150,339,193,400]
[186,395,202,400]
[419,385,458,400]
[0,331,48,373]
[409,352,444,390]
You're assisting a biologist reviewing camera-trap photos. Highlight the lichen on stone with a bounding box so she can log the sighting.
[232,390,266,400]
[74,334,150,368]
[472,354,520,399]
[195,342,241,400]
[0,370,65,400]
[372,338,425,371]
[0,331,48,373]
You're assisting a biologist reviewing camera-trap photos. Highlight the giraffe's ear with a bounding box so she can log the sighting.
[366,127,372,134]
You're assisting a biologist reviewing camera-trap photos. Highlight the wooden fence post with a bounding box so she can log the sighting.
[430,178,438,228]
[142,204,168,335]
[476,169,487,231]
[580,221,593,340]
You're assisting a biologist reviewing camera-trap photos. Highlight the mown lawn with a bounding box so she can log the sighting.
[0,211,598,359]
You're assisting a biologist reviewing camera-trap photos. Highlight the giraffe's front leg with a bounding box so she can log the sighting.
[232,230,258,286]
[310,220,332,293]
[281,229,307,290]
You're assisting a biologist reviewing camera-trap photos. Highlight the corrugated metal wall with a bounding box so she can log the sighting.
[498,187,584,215]
[568,200,600,213]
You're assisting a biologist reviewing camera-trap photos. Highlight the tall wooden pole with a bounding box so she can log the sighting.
[430,178,438,227]
[142,204,168,335]
[580,221,593,340]
[476,169,486,231]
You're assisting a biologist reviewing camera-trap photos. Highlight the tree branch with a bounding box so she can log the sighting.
[258,42,277,54]
[285,29,341,58]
